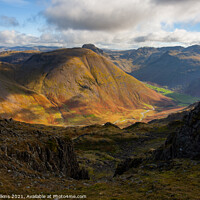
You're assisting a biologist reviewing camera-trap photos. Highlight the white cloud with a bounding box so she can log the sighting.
[44,0,152,31]
[1,27,200,49]
[131,29,200,47]
[43,0,200,31]
[0,30,64,47]
[38,0,200,48]
[153,0,199,5]
[0,30,38,46]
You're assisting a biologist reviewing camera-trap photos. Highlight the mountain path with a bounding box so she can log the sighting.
[113,106,155,125]
[140,106,155,121]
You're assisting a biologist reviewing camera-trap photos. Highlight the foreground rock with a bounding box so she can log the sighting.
[0,118,89,180]
[153,102,200,160]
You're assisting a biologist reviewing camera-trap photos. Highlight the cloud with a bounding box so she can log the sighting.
[151,0,200,25]
[132,29,200,47]
[43,0,200,32]
[2,0,200,49]
[152,0,198,4]
[0,30,38,46]
[1,28,200,49]
[0,30,65,47]
[0,16,19,27]
[44,0,152,31]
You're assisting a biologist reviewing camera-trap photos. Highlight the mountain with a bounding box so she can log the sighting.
[106,45,200,97]
[185,78,200,97]
[104,46,184,73]
[14,47,174,126]
[132,49,200,92]
[0,45,61,52]
[83,44,137,73]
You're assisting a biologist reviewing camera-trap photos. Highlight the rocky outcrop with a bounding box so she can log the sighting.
[0,119,89,179]
[82,44,104,55]
[153,102,200,160]
[103,122,120,129]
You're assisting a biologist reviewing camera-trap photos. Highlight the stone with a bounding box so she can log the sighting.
[0,119,89,180]
[153,102,200,160]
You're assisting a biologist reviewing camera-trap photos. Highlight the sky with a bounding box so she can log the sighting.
[0,0,200,49]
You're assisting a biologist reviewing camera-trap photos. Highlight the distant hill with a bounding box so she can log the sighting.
[106,45,200,97]
[104,46,184,73]
[0,50,39,64]
[0,45,61,52]
[15,48,173,126]
[185,78,200,97]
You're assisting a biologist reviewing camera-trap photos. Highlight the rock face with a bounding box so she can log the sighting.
[0,119,89,179]
[154,102,200,160]
[82,44,104,55]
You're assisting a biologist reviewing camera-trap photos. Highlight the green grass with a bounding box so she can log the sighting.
[145,83,200,106]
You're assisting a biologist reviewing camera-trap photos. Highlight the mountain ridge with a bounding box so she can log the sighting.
[103,44,200,98]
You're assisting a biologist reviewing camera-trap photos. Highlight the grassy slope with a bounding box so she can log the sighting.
[0,62,64,125]
[145,83,200,107]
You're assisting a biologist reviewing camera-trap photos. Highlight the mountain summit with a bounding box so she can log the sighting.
[82,44,104,55]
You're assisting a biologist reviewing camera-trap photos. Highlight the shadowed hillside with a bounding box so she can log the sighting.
[132,50,200,92]
[185,78,200,97]
[0,50,39,64]
[105,45,200,98]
